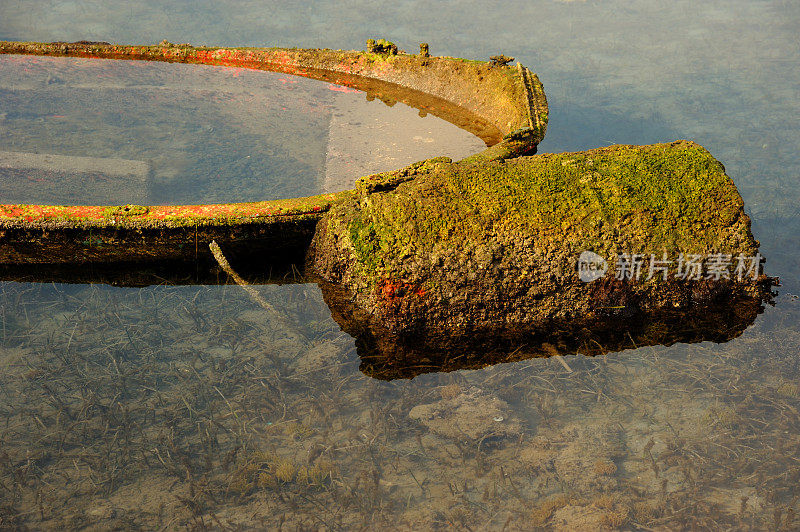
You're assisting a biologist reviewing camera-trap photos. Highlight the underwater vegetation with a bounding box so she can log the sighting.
[0,280,798,529]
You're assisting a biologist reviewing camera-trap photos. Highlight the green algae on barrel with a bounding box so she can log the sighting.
[309,141,772,344]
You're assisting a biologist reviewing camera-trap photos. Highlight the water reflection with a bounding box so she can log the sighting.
[0,54,484,205]
[0,259,775,383]
[327,291,772,381]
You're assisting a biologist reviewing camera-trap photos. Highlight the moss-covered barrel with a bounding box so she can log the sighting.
[309,141,773,349]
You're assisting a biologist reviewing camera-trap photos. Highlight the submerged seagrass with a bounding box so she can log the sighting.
[309,141,772,346]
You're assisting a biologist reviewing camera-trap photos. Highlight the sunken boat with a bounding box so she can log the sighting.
[0,40,774,370]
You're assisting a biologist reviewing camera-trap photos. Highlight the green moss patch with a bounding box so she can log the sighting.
[339,141,753,291]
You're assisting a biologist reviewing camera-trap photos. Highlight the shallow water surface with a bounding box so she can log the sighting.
[1,1,800,530]
[0,54,483,205]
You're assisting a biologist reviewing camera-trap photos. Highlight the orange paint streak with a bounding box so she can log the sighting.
[377,278,427,307]
[327,84,359,93]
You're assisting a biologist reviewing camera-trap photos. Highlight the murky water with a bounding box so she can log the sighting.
[1,1,800,530]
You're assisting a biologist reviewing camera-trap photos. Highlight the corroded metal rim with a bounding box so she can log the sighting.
[0,40,548,263]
